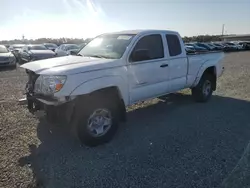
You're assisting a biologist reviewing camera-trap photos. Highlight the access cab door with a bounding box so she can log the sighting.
[164,34,188,92]
[128,33,170,103]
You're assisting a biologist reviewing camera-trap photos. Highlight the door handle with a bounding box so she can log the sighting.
[160,64,168,68]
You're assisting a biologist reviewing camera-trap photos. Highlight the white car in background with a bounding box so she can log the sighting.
[55,44,80,57]
[0,45,16,68]
[231,41,244,50]
[44,43,58,52]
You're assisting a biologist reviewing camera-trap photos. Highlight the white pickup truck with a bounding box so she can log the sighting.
[21,30,224,146]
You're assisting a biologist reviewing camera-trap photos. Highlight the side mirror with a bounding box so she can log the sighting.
[131,49,150,62]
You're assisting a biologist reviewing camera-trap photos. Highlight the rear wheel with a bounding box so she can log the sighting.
[76,93,120,147]
[192,73,214,102]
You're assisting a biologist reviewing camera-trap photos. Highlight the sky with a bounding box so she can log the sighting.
[0,0,250,40]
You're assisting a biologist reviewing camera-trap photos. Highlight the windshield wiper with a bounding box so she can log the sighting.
[76,53,82,56]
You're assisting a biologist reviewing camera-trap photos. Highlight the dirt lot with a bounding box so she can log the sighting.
[1,52,250,188]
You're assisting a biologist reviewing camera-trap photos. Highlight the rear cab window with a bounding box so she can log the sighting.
[165,34,182,57]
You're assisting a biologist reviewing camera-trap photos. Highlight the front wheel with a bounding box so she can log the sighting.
[76,96,119,147]
[192,73,214,102]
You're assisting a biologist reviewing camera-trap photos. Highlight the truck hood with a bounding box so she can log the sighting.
[20,55,121,75]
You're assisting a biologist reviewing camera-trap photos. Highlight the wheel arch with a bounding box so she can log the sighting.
[70,75,129,106]
[193,65,217,90]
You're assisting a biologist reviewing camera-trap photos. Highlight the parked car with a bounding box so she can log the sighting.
[185,43,208,52]
[239,42,250,50]
[195,42,216,51]
[19,44,56,63]
[231,41,244,50]
[8,44,25,61]
[43,43,58,52]
[185,45,196,53]
[223,42,240,51]
[211,43,225,50]
[218,43,236,52]
[22,29,224,146]
[205,43,221,51]
[0,45,16,68]
[55,44,80,56]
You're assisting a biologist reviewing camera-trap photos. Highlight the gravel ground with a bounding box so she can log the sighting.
[1,52,250,188]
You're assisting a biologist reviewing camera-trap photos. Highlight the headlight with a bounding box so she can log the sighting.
[34,75,67,94]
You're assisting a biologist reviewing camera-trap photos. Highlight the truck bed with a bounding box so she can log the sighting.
[186,51,224,87]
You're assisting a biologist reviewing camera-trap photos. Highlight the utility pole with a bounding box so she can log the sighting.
[221,24,225,36]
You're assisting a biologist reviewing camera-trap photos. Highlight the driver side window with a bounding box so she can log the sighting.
[129,34,164,62]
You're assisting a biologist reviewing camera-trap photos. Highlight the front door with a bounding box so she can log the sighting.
[128,33,170,103]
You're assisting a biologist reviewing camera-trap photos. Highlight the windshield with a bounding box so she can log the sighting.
[78,34,135,59]
[213,43,221,47]
[207,43,214,47]
[29,45,47,50]
[66,45,79,50]
[0,45,9,53]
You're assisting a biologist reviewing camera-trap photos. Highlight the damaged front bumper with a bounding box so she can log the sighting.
[26,92,75,112]
[25,70,74,112]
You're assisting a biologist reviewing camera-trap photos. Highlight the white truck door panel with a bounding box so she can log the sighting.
[165,34,188,92]
[129,59,169,103]
[128,34,170,103]
[168,57,188,91]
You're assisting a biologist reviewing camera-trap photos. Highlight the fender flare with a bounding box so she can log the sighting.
[69,75,129,105]
[192,62,217,87]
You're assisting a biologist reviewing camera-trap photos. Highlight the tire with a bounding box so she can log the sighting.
[76,93,119,147]
[192,73,214,102]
